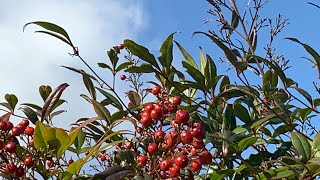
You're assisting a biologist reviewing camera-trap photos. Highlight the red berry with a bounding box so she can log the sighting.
[140,116,153,127]
[99,155,106,162]
[137,155,147,166]
[11,127,21,136]
[15,166,24,177]
[21,119,30,127]
[68,159,74,164]
[199,150,212,165]
[160,159,172,171]
[150,109,162,120]
[174,154,188,168]
[168,105,178,113]
[151,86,161,95]
[136,127,142,133]
[124,142,132,149]
[180,130,192,144]
[144,103,154,113]
[5,163,17,174]
[24,126,34,136]
[127,102,133,108]
[118,44,125,49]
[191,127,205,139]
[5,142,16,153]
[172,96,182,105]
[147,143,158,154]
[192,138,205,149]
[154,130,165,140]
[169,166,180,177]
[6,121,13,131]
[174,110,190,124]
[190,160,202,172]
[24,156,34,168]
[190,148,198,156]
[0,121,7,130]
[120,74,126,80]
[193,122,202,128]
[16,123,26,132]
[46,160,53,168]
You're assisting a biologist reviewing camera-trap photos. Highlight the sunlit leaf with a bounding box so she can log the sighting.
[291,131,311,162]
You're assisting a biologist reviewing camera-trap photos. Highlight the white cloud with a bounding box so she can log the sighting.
[0,0,147,127]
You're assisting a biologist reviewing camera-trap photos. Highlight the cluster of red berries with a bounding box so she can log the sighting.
[0,118,35,178]
[129,86,212,179]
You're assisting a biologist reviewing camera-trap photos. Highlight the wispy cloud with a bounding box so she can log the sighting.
[0,1,147,127]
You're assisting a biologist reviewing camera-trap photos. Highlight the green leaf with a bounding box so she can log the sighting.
[4,94,18,111]
[231,9,239,29]
[291,131,311,162]
[91,100,111,124]
[125,63,154,73]
[39,85,52,102]
[127,91,141,106]
[286,37,320,79]
[174,41,198,69]
[97,88,123,110]
[116,62,133,72]
[23,21,73,46]
[123,39,160,70]
[249,30,258,52]
[34,121,48,151]
[273,124,297,138]
[19,106,39,124]
[263,70,278,88]
[224,104,236,131]
[204,54,217,89]
[194,32,245,74]
[74,129,85,154]
[238,137,257,152]
[158,33,174,68]
[62,66,98,81]
[82,74,96,100]
[251,114,277,129]
[56,128,71,158]
[107,49,119,70]
[66,159,84,175]
[199,47,207,75]
[182,61,205,89]
[232,103,251,123]
[312,131,320,152]
[21,103,42,111]
[291,86,313,106]
[276,170,295,179]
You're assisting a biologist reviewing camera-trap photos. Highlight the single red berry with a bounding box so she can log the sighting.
[150,109,162,120]
[137,155,147,166]
[15,166,24,177]
[172,96,182,105]
[5,163,17,174]
[118,44,125,49]
[5,142,16,153]
[174,110,190,124]
[147,143,158,154]
[99,155,106,162]
[124,142,132,149]
[168,105,178,113]
[127,102,133,108]
[199,150,212,165]
[120,74,126,80]
[154,130,165,140]
[16,123,26,132]
[180,130,193,144]
[21,119,30,127]
[24,156,34,168]
[11,127,21,136]
[24,126,35,136]
[169,166,180,177]
[144,103,154,113]
[46,160,53,168]
[193,122,202,128]
[174,154,188,168]
[0,121,7,130]
[192,138,205,149]
[190,147,198,156]
[160,159,172,171]
[68,159,74,164]
[191,127,205,139]
[140,116,153,127]
[6,121,13,131]
[190,160,202,172]
[151,86,161,95]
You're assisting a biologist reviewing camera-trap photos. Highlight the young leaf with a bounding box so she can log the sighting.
[34,121,48,151]
[56,128,71,158]
[4,94,18,111]
[39,85,52,102]
[291,131,311,163]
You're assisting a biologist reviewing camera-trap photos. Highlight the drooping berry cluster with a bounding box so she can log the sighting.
[125,85,212,179]
[0,118,35,178]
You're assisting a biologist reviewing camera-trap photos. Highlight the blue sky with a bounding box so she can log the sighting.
[1,0,320,130]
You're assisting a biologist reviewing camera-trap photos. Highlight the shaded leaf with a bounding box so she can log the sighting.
[125,63,154,73]
[19,106,39,124]
[291,131,311,162]
[158,33,174,68]
[5,94,18,111]
[39,85,52,102]
[174,41,197,68]
[82,74,96,100]
[238,137,257,152]
[97,88,122,110]
[127,91,141,106]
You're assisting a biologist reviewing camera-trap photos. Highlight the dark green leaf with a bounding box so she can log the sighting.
[5,94,18,111]
[312,131,320,152]
[291,86,313,106]
[98,63,112,71]
[123,40,159,70]
[116,62,133,72]
[291,131,311,163]
[107,49,119,70]
[21,103,42,111]
[83,74,96,100]
[91,100,111,124]
[231,9,239,29]
[125,63,154,73]
[39,85,52,102]
[233,103,251,123]
[238,137,257,152]
[182,61,205,89]
[158,33,174,68]
[97,88,123,110]
[19,106,39,124]
[174,41,198,68]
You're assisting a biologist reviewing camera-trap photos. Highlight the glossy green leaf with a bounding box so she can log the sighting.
[107,49,119,70]
[19,106,39,124]
[97,88,122,110]
[34,121,48,151]
[116,62,133,72]
[291,131,311,162]
[175,41,198,69]
[56,128,71,158]
[82,74,96,100]
[91,100,111,124]
[312,131,320,152]
[158,33,174,68]
[204,54,217,89]
[251,114,277,129]
[263,70,278,88]
[286,37,320,79]
[21,103,42,111]
[125,63,154,73]
[98,62,112,70]
[199,47,207,75]
[232,103,251,123]
[275,170,295,179]
[39,85,52,102]
[182,61,205,89]
[123,39,159,70]
[224,104,236,131]
[238,137,257,152]
[273,124,297,138]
